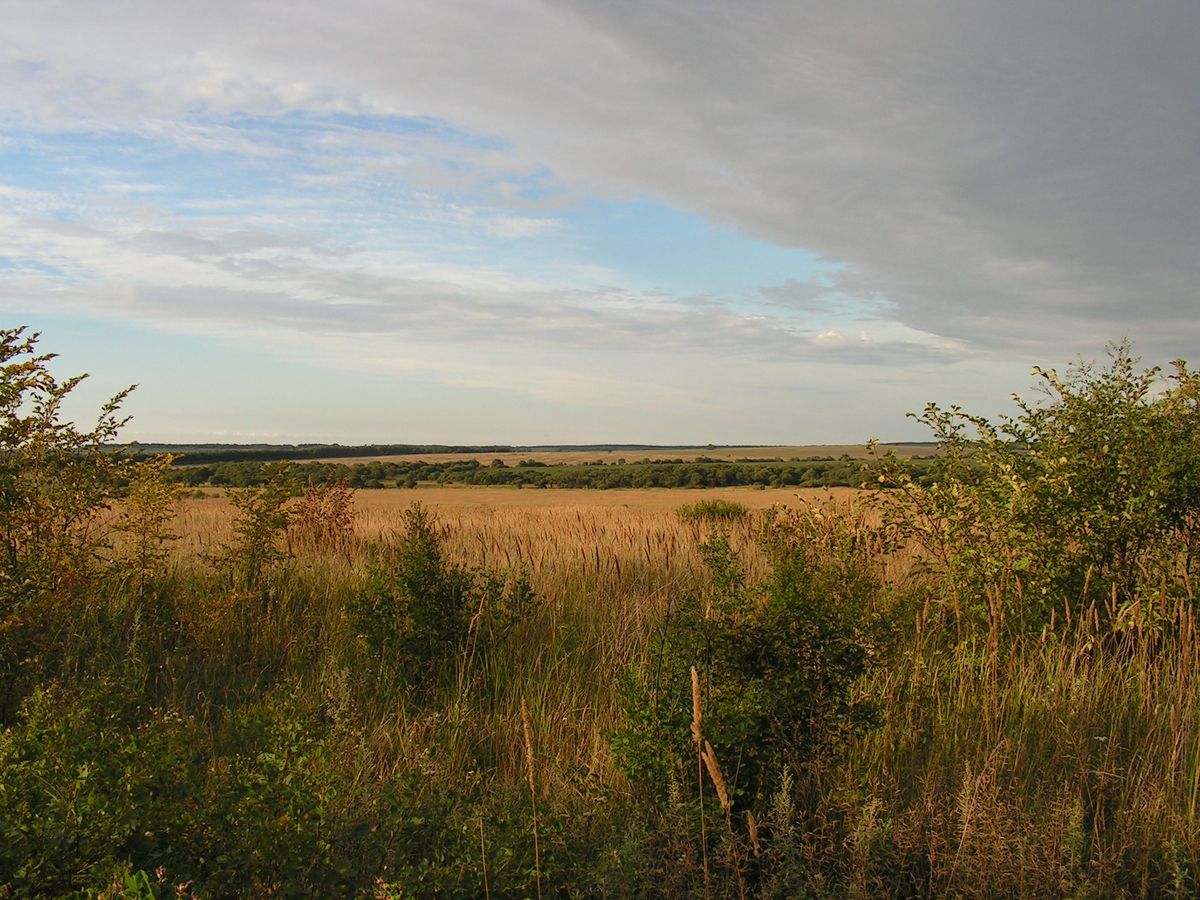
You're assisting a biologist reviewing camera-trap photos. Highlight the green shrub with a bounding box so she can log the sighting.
[354,504,475,683]
[677,499,750,522]
[222,462,295,592]
[0,677,201,895]
[0,676,463,897]
[613,504,888,892]
[0,327,137,718]
[875,341,1200,636]
[353,504,538,696]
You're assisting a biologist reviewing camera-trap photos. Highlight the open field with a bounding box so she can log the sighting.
[174,486,866,588]
[357,483,860,512]
[186,484,859,511]
[134,480,1200,896]
[8,340,1200,896]
[178,484,863,561]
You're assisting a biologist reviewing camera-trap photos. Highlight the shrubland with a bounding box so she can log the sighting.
[2,327,1199,897]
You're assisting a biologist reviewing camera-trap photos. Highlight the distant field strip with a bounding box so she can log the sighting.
[286,443,938,466]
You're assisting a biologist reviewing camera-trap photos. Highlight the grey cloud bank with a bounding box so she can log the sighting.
[7,1,1197,354]
[1,1,1197,441]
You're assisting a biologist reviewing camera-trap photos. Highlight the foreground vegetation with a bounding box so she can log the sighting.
[3,328,1200,897]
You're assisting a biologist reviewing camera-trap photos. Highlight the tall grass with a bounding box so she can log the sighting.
[5,486,1200,895]
[206,495,1200,889]
[831,602,1200,896]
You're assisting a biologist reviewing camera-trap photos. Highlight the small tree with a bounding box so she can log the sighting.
[613,504,886,871]
[115,454,182,603]
[224,462,295,592]
[0,327,136,711]
[876,341,1200,637]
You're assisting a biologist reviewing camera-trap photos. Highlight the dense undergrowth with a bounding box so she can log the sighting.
[3,327,1200,897]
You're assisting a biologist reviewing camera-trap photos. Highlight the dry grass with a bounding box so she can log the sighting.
[172,487,867,625]
[358,484,860,512]
[173,486,860,571]
[166,487,860,792]
[159,484,1200,894]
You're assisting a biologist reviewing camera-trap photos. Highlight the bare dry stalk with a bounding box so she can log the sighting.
[701,740,745,899]
[702,740,730,814]
[746,810,761,859]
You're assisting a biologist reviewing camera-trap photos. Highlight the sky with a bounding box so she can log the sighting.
[2,1,1198,445]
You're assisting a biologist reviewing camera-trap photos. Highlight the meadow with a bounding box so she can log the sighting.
[3,328,1200,897]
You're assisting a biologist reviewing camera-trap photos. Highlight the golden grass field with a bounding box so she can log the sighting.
[169,483,875,785]
[355,483,860,512]
[173,485,862,590]
[119,474,1200,894]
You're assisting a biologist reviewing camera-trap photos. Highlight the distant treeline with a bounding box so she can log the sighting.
[146,443,517,465]
[168,455,939,490]
[132,441,937,465]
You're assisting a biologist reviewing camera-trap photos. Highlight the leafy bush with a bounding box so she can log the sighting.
[0,676,447,897]
[613,503,888,892]
[0,327,137,718]
[677,499,751,522]
[353,504,537,694]
[222,462,295,592]
[875,342,1200,636]
[0,677,201,895]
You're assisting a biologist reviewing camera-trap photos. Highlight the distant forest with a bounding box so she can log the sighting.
[133,441,935,466]
[164,454,939,490]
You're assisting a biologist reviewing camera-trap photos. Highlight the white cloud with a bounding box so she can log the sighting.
[3,1,1195,440]
[5,1,1196,362]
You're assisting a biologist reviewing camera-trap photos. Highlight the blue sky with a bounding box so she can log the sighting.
[3,2,1197,444]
